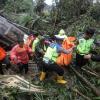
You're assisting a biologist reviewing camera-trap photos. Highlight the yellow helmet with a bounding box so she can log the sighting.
[59,29,65,35]
[58,29,67,38]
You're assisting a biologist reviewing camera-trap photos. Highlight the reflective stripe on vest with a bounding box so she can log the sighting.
[43,45,58,63]
[77,38,94,55]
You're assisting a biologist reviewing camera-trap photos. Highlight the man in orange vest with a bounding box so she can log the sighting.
[56,29,76,67]
[0,46,11,74]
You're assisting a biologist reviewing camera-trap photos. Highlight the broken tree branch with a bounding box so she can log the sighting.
[70,66,100,96]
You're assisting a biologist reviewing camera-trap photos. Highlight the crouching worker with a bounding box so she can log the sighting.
[0,46,11,74]
[75,28,95,68]
[10,39,33,74]
[40,35,74,84]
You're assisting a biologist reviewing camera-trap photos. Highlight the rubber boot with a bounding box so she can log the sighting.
[40,72,46,81]
[57,75,67,84]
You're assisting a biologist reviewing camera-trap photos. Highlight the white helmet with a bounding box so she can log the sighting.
[55,35,65,40]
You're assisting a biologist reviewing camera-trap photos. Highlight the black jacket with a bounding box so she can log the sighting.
[91,55,100,62]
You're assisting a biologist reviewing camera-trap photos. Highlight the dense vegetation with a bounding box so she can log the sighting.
[0,0,100,100]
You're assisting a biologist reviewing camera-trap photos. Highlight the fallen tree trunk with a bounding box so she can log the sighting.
[70,66,100,96]
[0,75,44,93]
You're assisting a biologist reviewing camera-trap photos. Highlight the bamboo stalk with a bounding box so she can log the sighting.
[72,88,91,100]
[86,67,100,76]
[81,68,100,78]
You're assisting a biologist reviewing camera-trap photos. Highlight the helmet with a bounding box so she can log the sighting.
[59,29,66,35]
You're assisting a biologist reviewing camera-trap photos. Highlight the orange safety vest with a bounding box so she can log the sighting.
[0,47,6,61]
[56,36,76,67]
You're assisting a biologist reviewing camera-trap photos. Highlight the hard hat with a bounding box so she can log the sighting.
[59,29,66,35]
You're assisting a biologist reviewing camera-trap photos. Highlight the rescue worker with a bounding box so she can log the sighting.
[57,29,76,67]
[84,40,100,62]
[32,36,46,58]
[32,35,45,62]
[75,28,95,68]
[40,35,74,84]
[10,39,33,74]
[32,33,41,53]
[0,46,11,74]
[33,36,47,70]
[58,29,67,38]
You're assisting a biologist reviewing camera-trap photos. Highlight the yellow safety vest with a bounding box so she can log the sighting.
[77,38,94,55]
[43,44,58,63]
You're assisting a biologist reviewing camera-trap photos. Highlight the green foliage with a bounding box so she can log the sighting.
[4,0,34,14]
[0,0,100,99]
[34,0,45,15]
[17,14,33,26]
[65,15,96,36]
[52,0,93,22]
[0,0,7,9]
[93,97,100,100]
[90,3,100,21]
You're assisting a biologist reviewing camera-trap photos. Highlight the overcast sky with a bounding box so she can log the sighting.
[93,0,100,3]
[33,0,99,5]
[45,0,100,5]
[45,0,52,5]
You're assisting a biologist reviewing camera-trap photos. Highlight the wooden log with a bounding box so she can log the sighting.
[70,66,100,96]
